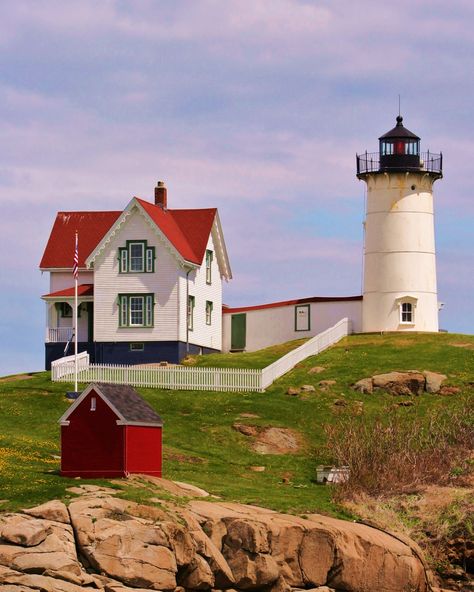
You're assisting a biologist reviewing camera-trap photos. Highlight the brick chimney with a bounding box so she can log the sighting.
[154,181,167,208]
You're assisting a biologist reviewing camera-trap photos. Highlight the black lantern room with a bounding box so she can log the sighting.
[356,115,442,179]
[379,115,420,170]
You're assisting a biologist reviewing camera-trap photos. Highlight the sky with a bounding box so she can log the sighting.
[1,0,473,376]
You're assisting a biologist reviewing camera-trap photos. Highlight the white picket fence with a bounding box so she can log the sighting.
[260,317,350,389]
[51,318,350,392]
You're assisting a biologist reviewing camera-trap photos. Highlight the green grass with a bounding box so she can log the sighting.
[0,332,472,515]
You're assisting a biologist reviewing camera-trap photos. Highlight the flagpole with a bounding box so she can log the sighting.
[74,231,78,393]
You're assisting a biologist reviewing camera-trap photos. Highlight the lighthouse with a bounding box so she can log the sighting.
[356,116,443,333]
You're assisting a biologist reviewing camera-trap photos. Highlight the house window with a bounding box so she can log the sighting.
[206,300,213,325]
[118,240,155,273]
[118,294,154,328]
[130,343,144,351]
[187,295,195,330]
[400,302,414,324]
[90,397,96,411]
[205,249,213,284]
[130,243,144,272]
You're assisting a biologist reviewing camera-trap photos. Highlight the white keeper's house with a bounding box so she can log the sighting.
[40,183,232,369]
[40,115,443,369]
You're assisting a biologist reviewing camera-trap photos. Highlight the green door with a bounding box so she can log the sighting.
[231,314,246,351]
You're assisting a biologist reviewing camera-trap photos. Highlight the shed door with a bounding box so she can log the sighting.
[231,314,246,351]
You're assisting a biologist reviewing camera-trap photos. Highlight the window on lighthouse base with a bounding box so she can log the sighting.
[396,297,417,326]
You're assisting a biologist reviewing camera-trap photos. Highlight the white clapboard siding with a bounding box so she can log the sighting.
[51,319,350,392]
[50,271,94,293]
[93,206,180,342]
[178,232,222,351]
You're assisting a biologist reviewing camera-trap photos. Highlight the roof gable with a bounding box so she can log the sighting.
[59,383,163,426]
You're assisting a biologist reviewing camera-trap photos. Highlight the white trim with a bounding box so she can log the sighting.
[86,198,194,269]
[395,295,418,325]
[212,212,232,280]
[116,420,163,427]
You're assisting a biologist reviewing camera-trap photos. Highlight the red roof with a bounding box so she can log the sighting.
[40,212,121,269]
[223,295,363,314]
[42,284,94,299]
[40,199,217,269]
[136,199,216,264]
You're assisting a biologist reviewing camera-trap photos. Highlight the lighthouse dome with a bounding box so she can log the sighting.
[379,115,420,141]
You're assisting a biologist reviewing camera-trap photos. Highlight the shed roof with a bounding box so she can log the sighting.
[96,383,163,425]
[59,383,163,427]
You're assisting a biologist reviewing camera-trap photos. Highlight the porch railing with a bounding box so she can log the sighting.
[50,318,350,392]
[46,327,74,343]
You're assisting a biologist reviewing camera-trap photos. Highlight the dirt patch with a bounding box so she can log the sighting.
[253,427,300,455]
[163,451,206,464]
[450,342,474,350]
[233,423,301,454]
[239,412,260,418]
[0,374,36,383]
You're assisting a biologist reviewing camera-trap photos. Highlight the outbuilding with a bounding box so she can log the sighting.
[59,383,163,478]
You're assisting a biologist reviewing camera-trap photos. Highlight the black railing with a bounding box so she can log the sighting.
[356,151,442,177]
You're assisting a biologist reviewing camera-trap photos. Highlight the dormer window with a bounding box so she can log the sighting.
[119,240,155,273]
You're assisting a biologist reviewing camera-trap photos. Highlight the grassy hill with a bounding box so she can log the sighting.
[0,332,472,517]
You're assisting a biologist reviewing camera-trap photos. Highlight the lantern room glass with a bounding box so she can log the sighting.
[381,140,419,157]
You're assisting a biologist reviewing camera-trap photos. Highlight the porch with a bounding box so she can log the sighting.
[42,284,94,365]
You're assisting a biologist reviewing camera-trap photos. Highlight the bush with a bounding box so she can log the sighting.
[324,395,474,498]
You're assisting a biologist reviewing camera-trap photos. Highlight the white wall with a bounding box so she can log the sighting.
[362,172,439,332]
[50,271,93,292]
[222,299,362,352]
[178,231,223,351]
[93,205,180,342]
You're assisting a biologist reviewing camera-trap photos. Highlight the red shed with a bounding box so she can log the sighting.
[59,383,163,478]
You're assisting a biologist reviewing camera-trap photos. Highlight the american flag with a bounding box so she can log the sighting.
[73,231,79,280]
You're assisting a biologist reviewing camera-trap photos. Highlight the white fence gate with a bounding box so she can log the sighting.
[51,318,350,392]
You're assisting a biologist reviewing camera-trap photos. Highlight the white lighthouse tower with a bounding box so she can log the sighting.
[357,116,443,333]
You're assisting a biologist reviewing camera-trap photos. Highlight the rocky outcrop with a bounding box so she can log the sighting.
[0,482,434,592]
[353,370,449,396]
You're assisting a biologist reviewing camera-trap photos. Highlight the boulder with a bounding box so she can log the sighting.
[308,366,326,374]
[352,377,373,394]
[286,387,300,396]
[300,384,316,392]
[22,501,69,525]
[179,553,214,589]
[439,386,461,396]
[423,371,447,393]
[372,371,425,395]
[232,424,258,437]
[317,380,336,390]
[223,547,280,590]
[1,516,50,547]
